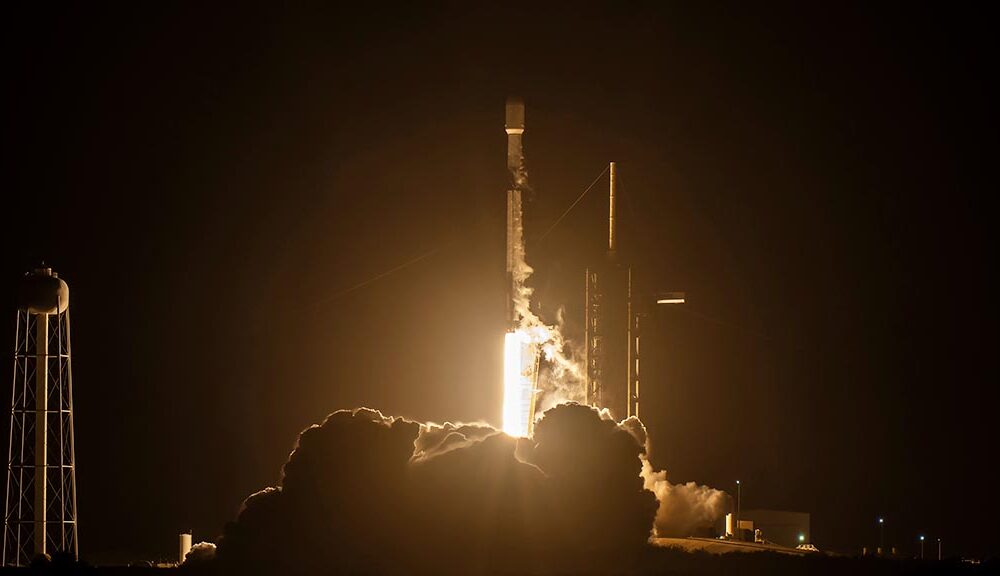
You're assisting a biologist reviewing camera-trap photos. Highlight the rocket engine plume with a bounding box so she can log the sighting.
[502,331,540,437]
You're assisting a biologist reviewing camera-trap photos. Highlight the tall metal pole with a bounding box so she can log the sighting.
[65,309,79,561]
[608,161,617,254]
[34,314,47,558]
[626,268,635,418]
[736,480,741,541]
[920,537,924,559]
[937,538,941,560]
[878,518,884,555]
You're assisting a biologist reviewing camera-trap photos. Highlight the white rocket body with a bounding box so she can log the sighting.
[505,97,525,328]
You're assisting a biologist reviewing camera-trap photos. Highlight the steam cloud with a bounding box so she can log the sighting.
[216,403,727,574]
[643,461,730,538]
[508,186,586,412]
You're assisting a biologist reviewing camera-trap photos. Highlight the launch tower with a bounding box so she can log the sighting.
[4,267,79,565]
[585,163,641,421]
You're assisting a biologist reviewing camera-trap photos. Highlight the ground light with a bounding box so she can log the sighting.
[878,517,884,554]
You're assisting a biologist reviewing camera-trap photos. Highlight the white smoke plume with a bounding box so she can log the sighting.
[411,420,502,463]
[508,177,586,414]
[619,415,729,536]
[641,458,730,537]
[528,313,587,414]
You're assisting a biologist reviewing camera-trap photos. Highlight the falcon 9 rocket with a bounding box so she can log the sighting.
[502,97,540,437]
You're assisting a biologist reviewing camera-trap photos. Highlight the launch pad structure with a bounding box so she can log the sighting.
[585,162,642,421]
[585,161,684,422]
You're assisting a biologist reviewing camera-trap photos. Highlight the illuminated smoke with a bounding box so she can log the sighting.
[621,415,730,537]
[411,419,499,463]
[182,542,217,565]
[504,171,585,437]
[641,459,730,537]
[509,237,584,394]
[533,307,587,413]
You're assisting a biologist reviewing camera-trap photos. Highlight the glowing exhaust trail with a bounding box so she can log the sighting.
[503,331,540,437]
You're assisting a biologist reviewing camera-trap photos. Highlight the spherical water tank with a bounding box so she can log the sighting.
[17,267,69,314]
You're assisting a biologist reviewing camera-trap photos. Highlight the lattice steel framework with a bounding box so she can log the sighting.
[4,307,78,565]
[585,265,640,421]
[585,268,604,409]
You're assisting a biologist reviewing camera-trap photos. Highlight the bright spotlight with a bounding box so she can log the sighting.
[656,291,686,305]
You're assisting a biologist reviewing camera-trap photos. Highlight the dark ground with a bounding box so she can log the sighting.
[1,548,998,576]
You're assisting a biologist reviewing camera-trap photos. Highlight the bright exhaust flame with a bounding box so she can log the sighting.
[503,330,540,437]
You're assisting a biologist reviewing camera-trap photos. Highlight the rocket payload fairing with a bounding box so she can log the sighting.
[505,97,525,329]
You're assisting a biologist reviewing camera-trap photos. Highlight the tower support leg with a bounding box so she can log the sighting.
[34,314,46,558]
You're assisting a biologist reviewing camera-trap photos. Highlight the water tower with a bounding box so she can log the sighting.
[3,267,79,565]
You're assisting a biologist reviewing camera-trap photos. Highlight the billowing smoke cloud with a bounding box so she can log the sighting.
[217,404,663,574]
[410,419,498,463]
[642,461,730,538]
[217,409,420,574]
[619,415,730,537]
[532,307,588,413]
[182,542,217,565]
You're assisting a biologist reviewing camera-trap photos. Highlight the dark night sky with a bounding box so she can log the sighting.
[2,2,996,564]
